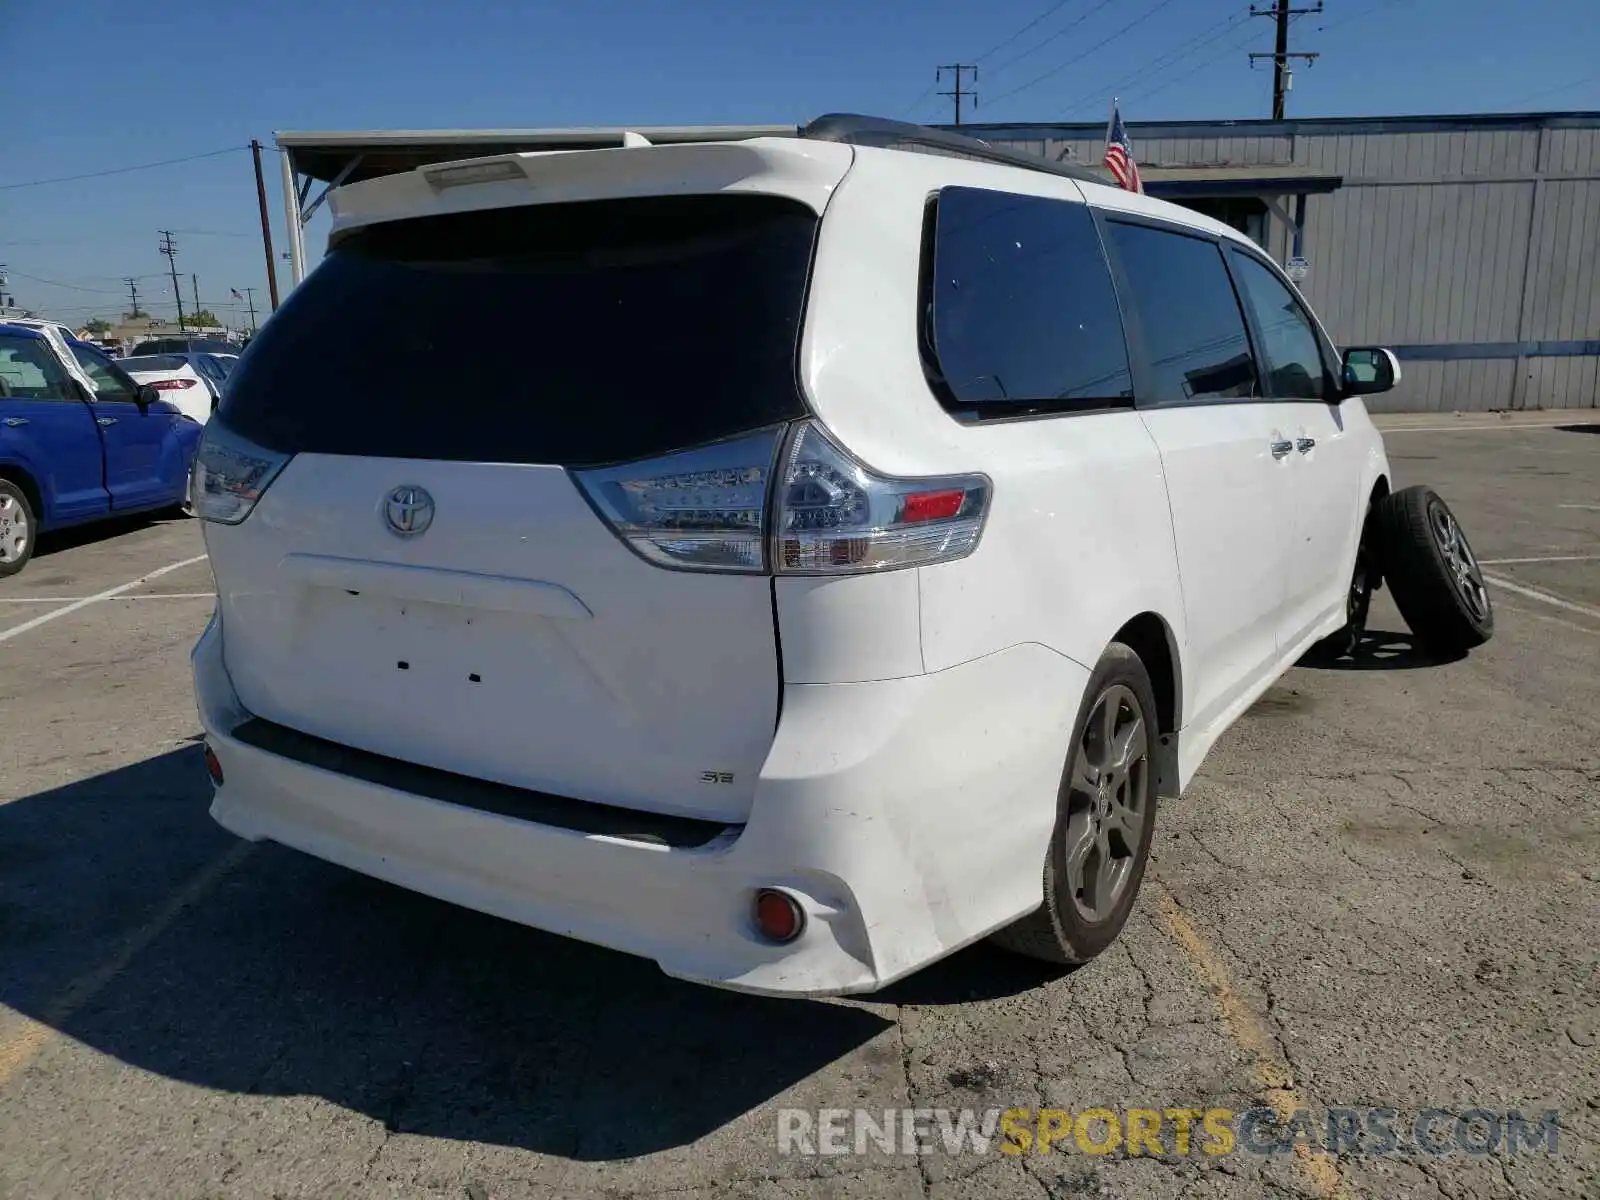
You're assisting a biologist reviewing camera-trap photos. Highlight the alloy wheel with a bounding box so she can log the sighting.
[1430,501,1489,622]
[0,492,28,564]
[1063,683,1150,923]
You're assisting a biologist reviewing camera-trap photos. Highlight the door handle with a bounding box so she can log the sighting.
[1296,437,1316,454]
[96,416,117,426]
[1270,439,1293,459]
[1,417,27,427]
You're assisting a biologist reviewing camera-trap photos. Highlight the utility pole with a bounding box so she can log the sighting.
[159,231,186,332]
[191,273,201,322]
[936,64,978,126]
[250,139,281,311]
[123,276,142,318]
[241,287,258,332]
[1250,1,1322,119]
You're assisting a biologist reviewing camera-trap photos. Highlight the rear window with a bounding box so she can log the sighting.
[122,355,188,372]
[219,193,819,467]
[921,186,1133,419]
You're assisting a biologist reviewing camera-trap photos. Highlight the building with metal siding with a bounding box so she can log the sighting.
[961,111,1599,412]
[275,111,1597,413]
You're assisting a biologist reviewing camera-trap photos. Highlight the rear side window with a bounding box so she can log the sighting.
[1103,222,1257,406]
[923,187,1133,418]
[0,335,75,400]
[219,194,818,467]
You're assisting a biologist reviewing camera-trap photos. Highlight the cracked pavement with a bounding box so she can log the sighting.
[1,419,1597,1198]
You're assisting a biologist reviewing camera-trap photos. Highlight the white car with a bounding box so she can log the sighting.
[190,116,1493,997]
[119,354,225,424]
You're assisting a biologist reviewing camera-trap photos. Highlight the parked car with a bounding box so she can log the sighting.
[129,336,239,357]
[190,116,1493,997]
[0,325,201,576]
[2,317,98,393]
[119,352,232,423]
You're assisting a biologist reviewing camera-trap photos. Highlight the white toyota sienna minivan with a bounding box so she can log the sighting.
[192,116,1491,997]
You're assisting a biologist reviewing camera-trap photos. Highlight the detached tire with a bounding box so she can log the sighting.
[991,643,1159,965]
[1372,485,1493,655]
[0,479,36,578]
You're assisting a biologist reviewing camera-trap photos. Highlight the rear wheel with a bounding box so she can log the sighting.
[991,643,1159,965]
[1372,484,1493,655]
[0,480,37,578]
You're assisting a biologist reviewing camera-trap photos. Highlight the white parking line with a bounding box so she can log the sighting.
[1482,573,1600,621]
[1480,554,1600,564]
[1381,419,1582,433]
[0,555,209,644]
[1558,504,1600,511]
[0,592,215,604]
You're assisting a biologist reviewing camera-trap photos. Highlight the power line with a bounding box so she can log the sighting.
[973,0,1080,62]
[1118,19,1267,109]
[2,269,129,295]
[985,0,1184,107]
[0,146,246,191]
[987,0,1119,78]
[1060,6,1253,117]
[1505,68,1600,110]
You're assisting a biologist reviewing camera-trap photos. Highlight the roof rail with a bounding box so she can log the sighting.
[799,113,1105,186]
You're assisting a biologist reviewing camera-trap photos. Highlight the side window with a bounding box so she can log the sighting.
[1103,221,1257,405]
[925,186,1133,417]
[70,344,139,402]
[0,336,77,400]
[1229,251,1333,400]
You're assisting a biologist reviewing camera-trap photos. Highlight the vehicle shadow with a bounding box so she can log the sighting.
[1297,628,1467,671]
[0,747,893,1160]
[32,513,169,560]
[1556,423,1599,435]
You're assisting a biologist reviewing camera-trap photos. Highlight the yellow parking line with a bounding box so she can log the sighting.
[0,842,252,1089]
[1155,888,1348,1200]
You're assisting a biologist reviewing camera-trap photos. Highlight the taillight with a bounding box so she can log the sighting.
[574,427,784,572]
[191,419,291,525]
[773,421,989,574]
[148,378,197,390]
[576,420,990,575]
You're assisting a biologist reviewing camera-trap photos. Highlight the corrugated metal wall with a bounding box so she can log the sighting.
[985,115,1600,412]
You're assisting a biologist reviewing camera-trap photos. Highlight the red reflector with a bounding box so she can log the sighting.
[900,488,967,523]
[149,378,196,390]
[753,888,804,943]
[203,745,224,786]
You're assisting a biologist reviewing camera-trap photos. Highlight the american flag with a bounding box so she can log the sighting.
[230,287,244,300]
[1104,103,1143,194]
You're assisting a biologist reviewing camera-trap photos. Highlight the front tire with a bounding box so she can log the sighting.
[1372,485,1493,655]
[991,643,1160,965]
[0,479,37,578]
[1308,509,1377,662]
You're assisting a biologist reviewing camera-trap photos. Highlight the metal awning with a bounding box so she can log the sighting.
[1138,163,1344,199]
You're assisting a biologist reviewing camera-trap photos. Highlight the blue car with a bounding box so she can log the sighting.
[0,324,203,577]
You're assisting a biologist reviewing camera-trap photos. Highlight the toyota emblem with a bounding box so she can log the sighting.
[383,485,435,538]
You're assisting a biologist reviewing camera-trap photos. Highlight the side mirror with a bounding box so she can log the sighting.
[1341,347,1402,397]
[137,384,161,409]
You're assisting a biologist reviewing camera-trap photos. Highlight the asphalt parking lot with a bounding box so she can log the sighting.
[1,415,1597,1200]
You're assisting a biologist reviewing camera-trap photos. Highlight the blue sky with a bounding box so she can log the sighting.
[4,0,1596,330]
